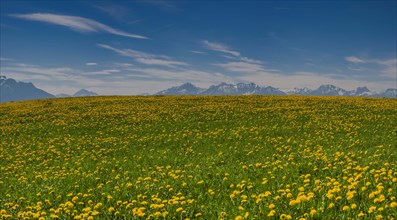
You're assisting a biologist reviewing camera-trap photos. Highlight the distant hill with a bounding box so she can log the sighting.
[73,89,98,97]
[157,82,396,98]
[0,76,99,103]
[57,89,98,98]
[0,76,55,102]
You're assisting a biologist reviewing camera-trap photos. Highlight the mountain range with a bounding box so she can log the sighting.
[0,76,98,103]
[1,77,396,103]
[156,82,397,98]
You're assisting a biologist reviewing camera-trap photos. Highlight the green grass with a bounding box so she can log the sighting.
[0,96,396,219]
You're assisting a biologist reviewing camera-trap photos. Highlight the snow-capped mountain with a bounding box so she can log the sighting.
[73,89,98,97]
[288,87,312,95]
[258,86,286,95]
[156,82,205,95]
[201,82,239,95]
[1,76,396,102]
[156,82,396,98]
[376,88,397,98]
[236,82,259,94]
[310,84,349,96]
[348,86,376,96]
[157,82,286,95]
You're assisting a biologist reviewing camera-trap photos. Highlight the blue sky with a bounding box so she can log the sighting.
[1,0,396,95]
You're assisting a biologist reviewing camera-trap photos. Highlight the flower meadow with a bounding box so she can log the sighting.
[1,96,396,219]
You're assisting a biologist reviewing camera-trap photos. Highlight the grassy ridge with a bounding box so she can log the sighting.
[0,96,396,219]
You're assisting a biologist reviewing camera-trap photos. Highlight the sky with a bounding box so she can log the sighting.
[0,0,396,95]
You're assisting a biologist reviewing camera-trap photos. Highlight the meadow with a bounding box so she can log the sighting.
[0,96,396,219]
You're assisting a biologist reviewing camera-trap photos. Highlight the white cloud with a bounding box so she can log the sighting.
[93,4,130,21]
[376,58,397,78]
[239,56,263,64]
[98,44,189,67]
[202,40,240,57]
[114,63,135,67]
[85,62,97,66]
[345,56,366,63]
[375,58,397,66]
[84,69,120,75]
[345,56,396,78]
[0,57,14,61]
[11,13,148,39]
[203,40,267,75]
[214,62,265,73]
[190,50,206,54]
[123,66,229,84]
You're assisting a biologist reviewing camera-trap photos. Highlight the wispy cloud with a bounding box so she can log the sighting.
[345,56,396,78]
[98,44,188,67]
[84,69,121,76]
[376,58,397,78]
[190,50,206,54]
[214,62,265,73]
[10,13,148,39]
[345,56,366,63]
[93,4,130,21]
[203,40,263,64]
[203,40,267,74]
[85,62,97,66]
[202,40,240,57]
[0,57,14,62]
[122,66,229,83]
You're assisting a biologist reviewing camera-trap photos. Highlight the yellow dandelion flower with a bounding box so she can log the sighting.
[368,206,376,213]
[235,216,243,220]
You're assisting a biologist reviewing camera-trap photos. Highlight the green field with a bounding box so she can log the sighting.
[1,96,396,219]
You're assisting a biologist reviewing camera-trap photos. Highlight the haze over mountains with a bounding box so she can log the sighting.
[0,77,396,103]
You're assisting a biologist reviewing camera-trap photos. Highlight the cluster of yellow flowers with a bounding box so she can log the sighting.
[0,96,396,219]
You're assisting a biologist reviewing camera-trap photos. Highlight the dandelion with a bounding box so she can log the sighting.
[368,206,376,213]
